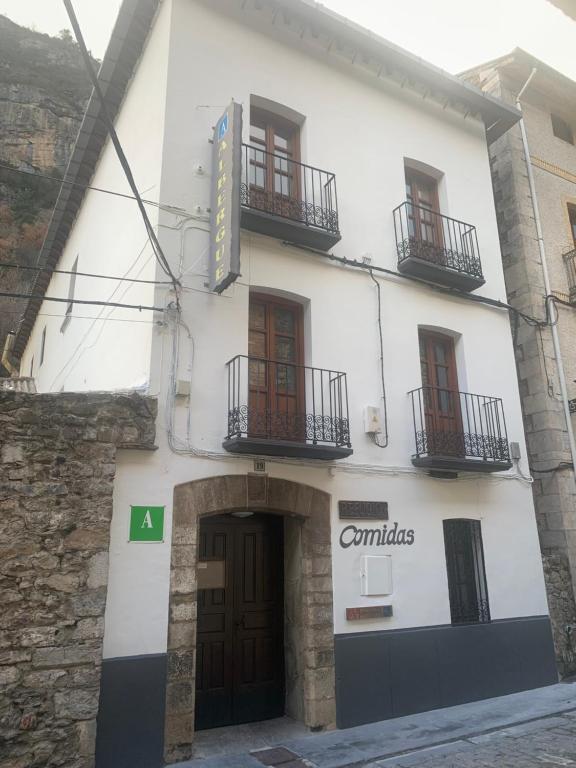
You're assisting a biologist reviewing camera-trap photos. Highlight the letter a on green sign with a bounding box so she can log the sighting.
[129,506,164,542]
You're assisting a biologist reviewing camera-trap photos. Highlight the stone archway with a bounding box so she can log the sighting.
[164,474,335,764]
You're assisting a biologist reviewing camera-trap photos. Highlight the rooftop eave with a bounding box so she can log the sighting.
[221,0,521,143]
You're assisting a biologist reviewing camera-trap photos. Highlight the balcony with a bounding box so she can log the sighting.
[408,386,512,474]
[563,248,576,304]
[223,355,352,460]
[393,202,485,292]
[240,144,340,251]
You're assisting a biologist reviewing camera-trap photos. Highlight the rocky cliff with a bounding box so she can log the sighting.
[0,16,94,374]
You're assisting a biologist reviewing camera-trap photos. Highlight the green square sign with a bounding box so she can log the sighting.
[129,506,164,542]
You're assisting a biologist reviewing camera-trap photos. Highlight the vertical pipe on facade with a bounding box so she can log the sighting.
[516,68,576,472]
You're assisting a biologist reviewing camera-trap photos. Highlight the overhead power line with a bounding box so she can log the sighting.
[62,0,181,301]
[0,161,189,216]
[0,260,174,286]
[0,291,164,312]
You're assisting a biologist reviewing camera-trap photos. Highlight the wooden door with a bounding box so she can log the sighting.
[248,294,305,441]
[406,169,444,257]
[248,108,301,218]
[419,331,463,456]
[195,514,284,731]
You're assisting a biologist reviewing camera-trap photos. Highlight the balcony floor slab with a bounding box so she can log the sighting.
[241,207,340,251]
[412,455,512,474]
[398,255,485,292]
[223,436,353,460]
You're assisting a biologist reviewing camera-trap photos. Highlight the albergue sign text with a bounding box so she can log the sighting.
[209,101,242,293]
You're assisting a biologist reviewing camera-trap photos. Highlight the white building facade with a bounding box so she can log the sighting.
[14,2,557,766]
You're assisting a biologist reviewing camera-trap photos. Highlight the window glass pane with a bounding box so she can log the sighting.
[250,124,265,142]
[275,336,295,362]
[249,359,266,388]
[434,343,446,365]
[275,134,289,150]
[276,364,296,392]
[248,331,266,359]
[250,302,266,330]
[274,307,294,334]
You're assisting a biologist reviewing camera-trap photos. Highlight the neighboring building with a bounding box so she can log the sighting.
[463,50,576,677]
[11,3,557,767]
[548,0,576,20]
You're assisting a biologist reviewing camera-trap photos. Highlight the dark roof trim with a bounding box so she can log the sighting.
[13,0,160,359]
[253,0,521,143]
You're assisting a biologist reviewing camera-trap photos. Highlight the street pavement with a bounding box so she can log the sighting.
[170,682,576,768]
[374,711,576,767]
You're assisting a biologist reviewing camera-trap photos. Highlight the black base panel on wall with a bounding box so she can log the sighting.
[334,616,558,729]
[96,654,167,768]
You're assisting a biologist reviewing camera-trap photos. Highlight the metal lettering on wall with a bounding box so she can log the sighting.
[338,501,388,520]
[209,101,242,293]
[339,523,415,548]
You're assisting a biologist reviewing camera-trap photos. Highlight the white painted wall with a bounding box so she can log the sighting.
[17,0,550,657]
[20,0,174,393]
[103,0,548,657]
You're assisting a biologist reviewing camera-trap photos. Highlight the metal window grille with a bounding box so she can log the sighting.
[240,143,339,234]
[443,519,490,625]
[226,355,350,448]
[393,201,484,280]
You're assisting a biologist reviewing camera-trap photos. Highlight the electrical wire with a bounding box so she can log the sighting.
[62,0,180,302]
[0,260,174,286]
[47,241,155,389]
[0,291,163,312]
[0,161,191,217]
[282,241,551,329]
[33,312,158,324]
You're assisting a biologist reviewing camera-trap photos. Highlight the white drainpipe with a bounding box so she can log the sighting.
[516,68,576,471]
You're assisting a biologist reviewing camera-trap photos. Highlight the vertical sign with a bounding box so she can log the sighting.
[209,101,242,293]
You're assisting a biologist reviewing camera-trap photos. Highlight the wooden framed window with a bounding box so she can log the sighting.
[248,293,305,440]
[551,114,574,145]
[249,108,300,200]
[443,519,490,624]
[419,330,463,455]
[405,168,443,248]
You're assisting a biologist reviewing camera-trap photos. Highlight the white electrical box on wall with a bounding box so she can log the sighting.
[360,555,392,596]
[363,406,382,434]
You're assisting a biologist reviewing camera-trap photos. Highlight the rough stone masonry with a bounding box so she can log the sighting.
[0,391,157,768]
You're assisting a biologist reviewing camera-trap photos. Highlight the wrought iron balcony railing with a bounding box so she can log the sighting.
[408,386,512,474]
[223,355,352,460]
[393,202,485,291]
[563,248,576,304]
[240,143,340,250]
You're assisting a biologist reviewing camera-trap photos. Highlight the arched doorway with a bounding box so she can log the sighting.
[164,475,335,764]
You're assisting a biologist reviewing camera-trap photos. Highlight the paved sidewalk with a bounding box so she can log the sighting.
[170,682,576,768]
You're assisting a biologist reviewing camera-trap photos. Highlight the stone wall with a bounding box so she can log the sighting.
[0,391,156,768]
[470,67,576,676]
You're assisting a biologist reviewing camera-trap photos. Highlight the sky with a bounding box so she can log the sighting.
[0,0,574,80]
